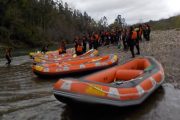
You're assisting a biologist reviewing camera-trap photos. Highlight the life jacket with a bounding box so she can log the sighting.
[131,31,137,40]
[59,48,62,52]
[58,48,63,54]
[94,34,99,41]
[77,45,83,52]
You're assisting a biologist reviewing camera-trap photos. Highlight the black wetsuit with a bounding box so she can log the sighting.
[127,32,135,58]
[82,36,87,53]
[41,46,48,53]
[93,36,98,50]
[147,26,151,41]
[135,35,140,55]
[122,31,128,50]
[5,54,11,64]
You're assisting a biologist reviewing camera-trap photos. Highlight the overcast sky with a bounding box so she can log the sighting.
[62,0,180,24]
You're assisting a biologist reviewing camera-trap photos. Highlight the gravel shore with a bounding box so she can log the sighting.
[98,29,180,87]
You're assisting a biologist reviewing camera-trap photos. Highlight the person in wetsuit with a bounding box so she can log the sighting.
[82,34,87,53]
[89,33,94,50]
[93,32,99,50]
[76,40,83,56]
[127,26,139,58]
[5,48,12,65]
[74,36,79,51]
[122,28,128,51]
[59,41,66,54]
[146,24,151,41]
[41,45,48,53]
[135,28,140,55]
[138,25,143,41]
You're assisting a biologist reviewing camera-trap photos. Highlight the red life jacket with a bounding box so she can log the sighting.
[131,31,137,40]
[58,48,63,53]
[94,34,99,41]
[77,45,83,52]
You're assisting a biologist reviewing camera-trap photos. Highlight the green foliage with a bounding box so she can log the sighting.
[0,0,98,48]
[147,15,180,30]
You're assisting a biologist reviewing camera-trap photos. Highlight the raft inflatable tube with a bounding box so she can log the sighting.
[29,48,75,59]
[33,54,118,77]
[34,49,98,64]
[53,57,164,107]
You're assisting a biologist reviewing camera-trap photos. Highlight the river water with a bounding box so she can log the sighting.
[0,30,180,120]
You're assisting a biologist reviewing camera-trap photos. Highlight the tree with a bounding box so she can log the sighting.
[98,16,108,30]
[110,14,127,29]
[0,0,99,48]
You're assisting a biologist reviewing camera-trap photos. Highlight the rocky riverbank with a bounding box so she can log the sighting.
[1,29,180,120]
[99,29,180,86]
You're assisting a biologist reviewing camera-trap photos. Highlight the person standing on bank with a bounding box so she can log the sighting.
[76,40,83,56]
[59,41,66,54]
[82,34,87,53]
[5,47,12,65]
[41,45,48,53]
[135,27,141,55]
[74,36,79,51]
[128,26,138,58]
[93,32,99,50]
[138,25,143,41]
[146,24,151,41]
[89,33,94,50]
[122,28,128,51]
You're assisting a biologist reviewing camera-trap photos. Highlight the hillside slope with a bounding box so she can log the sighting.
[147,15,180,30]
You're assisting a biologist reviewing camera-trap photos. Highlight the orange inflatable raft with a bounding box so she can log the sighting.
[53,57,164,107]
[34,49,98,64]
[30,48,74,59]
[33,54,118,77]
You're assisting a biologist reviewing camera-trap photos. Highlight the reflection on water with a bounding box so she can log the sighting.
[0,55,180,120]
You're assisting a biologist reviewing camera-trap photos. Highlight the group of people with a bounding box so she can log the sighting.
[5,24,151,65]
[68,23,151,58]
[122,24,151,58]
